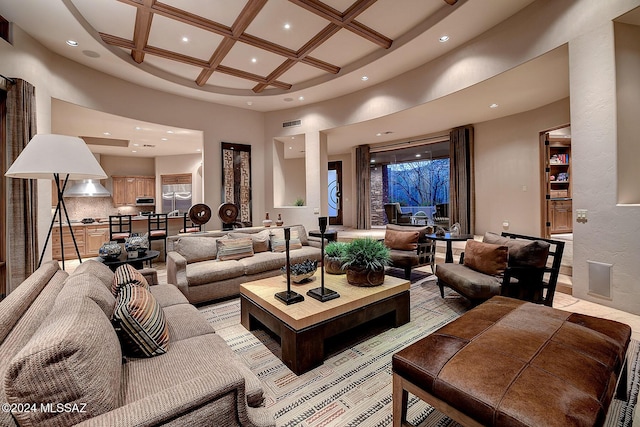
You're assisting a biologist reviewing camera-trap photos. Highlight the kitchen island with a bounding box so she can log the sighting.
[52,215,188,260]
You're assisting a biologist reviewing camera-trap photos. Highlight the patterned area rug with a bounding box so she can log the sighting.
[198,269,639,427]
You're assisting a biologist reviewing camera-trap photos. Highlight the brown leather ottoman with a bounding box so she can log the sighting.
[392,296,631,427]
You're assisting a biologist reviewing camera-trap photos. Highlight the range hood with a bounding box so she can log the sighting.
[64,179,111,197]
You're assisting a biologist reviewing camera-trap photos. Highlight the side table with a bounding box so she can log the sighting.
[98,250,160,272]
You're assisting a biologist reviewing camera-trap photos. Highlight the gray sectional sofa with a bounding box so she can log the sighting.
[0,260,273,427]
[166,225,323,304]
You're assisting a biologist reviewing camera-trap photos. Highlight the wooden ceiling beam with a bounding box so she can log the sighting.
[130,0,155,63]
[253,59,297,93]
[196,38,236,86]
[217,65,291,90]
[289,0,391,48]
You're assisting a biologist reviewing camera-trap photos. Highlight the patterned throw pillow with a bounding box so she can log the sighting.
[112,283,169,357]
[217,236,255,261]
[112,264,149,297]
[269,228,302,252]
[229,230,270,253]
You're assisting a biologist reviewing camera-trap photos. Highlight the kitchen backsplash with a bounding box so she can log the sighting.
[60,197,141,221]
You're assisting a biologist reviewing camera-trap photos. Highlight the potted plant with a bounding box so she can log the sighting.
[341,238,390,286]
[324,241,348,274]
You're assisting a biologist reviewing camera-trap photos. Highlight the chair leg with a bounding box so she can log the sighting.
[392,374,409,427]
[404,267,411,280]
[437,279,445,298]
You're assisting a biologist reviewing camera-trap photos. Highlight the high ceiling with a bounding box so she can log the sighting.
[0,0,581,158]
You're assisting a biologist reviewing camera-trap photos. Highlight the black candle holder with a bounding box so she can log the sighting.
[275,227,305,305]
[307,216,340,302]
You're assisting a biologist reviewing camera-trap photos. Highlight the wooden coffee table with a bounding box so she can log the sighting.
[240,272,410,375]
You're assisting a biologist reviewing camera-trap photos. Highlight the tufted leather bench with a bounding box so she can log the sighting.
[392,296,631,427]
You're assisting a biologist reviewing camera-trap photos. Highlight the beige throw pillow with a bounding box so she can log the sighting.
[217,236,255,260]
[229,230,270,253]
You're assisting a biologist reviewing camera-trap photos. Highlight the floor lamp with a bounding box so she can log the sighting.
[5,134,107,270]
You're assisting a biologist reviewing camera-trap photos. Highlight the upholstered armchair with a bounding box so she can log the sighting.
[435,232,564,306]
[383,203,412,225]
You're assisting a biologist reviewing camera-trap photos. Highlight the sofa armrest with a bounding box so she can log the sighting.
[166,251,189,297]
[74,371,274,427]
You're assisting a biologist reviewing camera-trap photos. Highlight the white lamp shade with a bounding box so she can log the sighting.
[5,134,107,180]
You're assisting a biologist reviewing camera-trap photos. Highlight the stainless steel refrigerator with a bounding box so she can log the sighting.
[162,183,192,216]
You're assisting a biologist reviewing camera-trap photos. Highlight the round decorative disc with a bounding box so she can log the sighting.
[217,203,238,224]
[189,204,212,225]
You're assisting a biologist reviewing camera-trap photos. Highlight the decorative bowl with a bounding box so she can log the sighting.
[99,241,122,260]
[281,259,318,283]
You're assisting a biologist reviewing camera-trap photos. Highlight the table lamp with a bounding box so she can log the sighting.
[5,134,108,270]
[307,216,340,302]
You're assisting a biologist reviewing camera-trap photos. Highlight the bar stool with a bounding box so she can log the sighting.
[147,213,168,260]
[180,212,201,233]
[109,215,132,243]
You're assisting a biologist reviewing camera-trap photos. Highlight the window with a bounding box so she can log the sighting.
[370,141,449,226]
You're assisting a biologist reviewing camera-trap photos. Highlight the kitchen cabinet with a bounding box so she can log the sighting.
[85,225,110,256]
[112,175,155,206]
[161,173,192,185]
[52,225,86,260]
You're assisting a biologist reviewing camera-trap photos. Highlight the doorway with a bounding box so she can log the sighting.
[328,161,343,225]
[540,125,572,239]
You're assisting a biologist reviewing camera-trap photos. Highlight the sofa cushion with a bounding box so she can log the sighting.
[112,263,149,297]
[270,228,303,252]
[385,228,420,250]
[217,236,255,261]
[58,273,116,317]
[229,229,270,253]
[174,236,218,263]
[5,297,121,427]
[148,283,190,308]
[483,232,551,268]
[71,259,114,290]
[239,251,286,275]
[112,283,169,357]
[463,239,508,277]
[436,262,502,300]
[162,303,215,342]
[186,259,245,286]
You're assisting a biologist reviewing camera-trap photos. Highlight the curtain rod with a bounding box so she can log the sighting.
[370,133,449,153]
[0,73,16,85]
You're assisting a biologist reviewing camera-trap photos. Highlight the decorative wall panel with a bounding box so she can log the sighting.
[221,142,252,226]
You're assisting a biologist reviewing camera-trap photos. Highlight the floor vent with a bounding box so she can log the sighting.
[588,260,612,298]
[283,119,301,128]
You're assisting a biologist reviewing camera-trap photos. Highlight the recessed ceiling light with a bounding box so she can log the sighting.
[490,103,499,108]
[103,132,111,136]
[161,137,168,141]
[415,154,422,158]
[182,36,189,42]
[289,146,293,149]
[251,58,257,63]
[284,23,291,30]
[166,130,174,134]
[370,159,376,163]
[133,143,139,147]
[196,149,201,152]
[66,40,78,47]
[439,35,450,42]
[361,76,369,81]
[298,96,304,101]
[132,150,137,153]
[246,101,253,106]
[135,126,141,130]
[376,133,382,137]
[291,136,295,139]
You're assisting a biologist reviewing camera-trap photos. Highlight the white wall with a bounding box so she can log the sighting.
[474,98,571,236]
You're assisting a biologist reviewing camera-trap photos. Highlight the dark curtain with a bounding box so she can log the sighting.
[355,145,371,229]
[6,79,38,292]
[449,125,474,235]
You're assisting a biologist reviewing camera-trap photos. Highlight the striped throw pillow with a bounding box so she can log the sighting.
[270,229,302,252]
[217,236,254,261]
[112,264,149,297]
[112,283,169,357]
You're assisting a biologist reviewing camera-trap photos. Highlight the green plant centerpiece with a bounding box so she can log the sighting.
[341,237,390,287]
[324,241,348,275]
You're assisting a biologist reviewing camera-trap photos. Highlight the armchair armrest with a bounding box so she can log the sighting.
[166,251,188,297]
[75,371,274,427]
[501,266,546,303]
